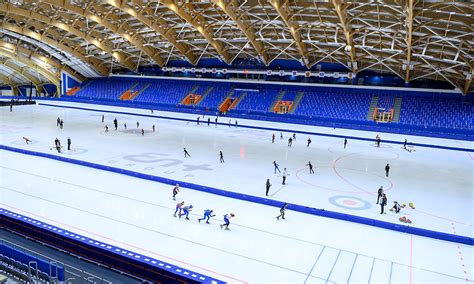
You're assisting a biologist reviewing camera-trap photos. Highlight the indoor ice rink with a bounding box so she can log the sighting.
[1,101,472,283]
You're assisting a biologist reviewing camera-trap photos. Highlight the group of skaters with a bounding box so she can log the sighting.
[376,185,415,223]
[103,116,155,136]
[196,115,238,128]
[52,137,72,153]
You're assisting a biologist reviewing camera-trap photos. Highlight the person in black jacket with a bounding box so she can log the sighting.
[385,163,390,177]
[67,137,71,151]
[266,179,271,196]
[376,186,383,204]
[380,193,387,214]
[306,161,314,174]
[219,151,224,163]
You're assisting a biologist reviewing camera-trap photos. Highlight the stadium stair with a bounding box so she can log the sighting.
[66,86,80,96]
[269,90,286,112]
[392,96,403,122]
[229,92,247,110]
[119,82,140,100]
[129,83,151,100]
[366,95,379,120]
[288,91,304,114]
[180,86,200,104]
[196,86,214,106]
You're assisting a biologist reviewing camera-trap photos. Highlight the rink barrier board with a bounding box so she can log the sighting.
[35,101,474,153]
[3,96,471,141]
[1,145,472,246]
[0,208,224,284]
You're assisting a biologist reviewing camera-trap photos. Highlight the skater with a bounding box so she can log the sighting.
[150,109,154,114]
[59,119,64,129]
[105,125,109,133]
[184,148,191,158]
[124,123,127,130]
[9,104,12,112]
[390,201,401,213]
[385,163,390,177]
[197,116,200,125]
[56,117,60,127]
[376,135,381,147]
[101,115,104,123]
[282,168,288,185]
[152,125,155,132]
[141,129,144,136]
[219,151,224,163]
[266,179,271,196]
[22,137,31,144]
[272,133,275,143]
[198,209,216,224]
[235,120,238,128]
[228,119,231,127]
[172,184,179,200]
[307,138,312,147]
[67,137,71,151]
[114,118,118,130]
[380,193,387,214]
[276,203,288,220]
[54,138,61,153]
[136,121,139,128]
[288,137,293,147]
[280,132,283,140]
[207,117,210,126]
[273,161,281,174]
[403,139,407,149]
[306,161,314,174]
[180,205,193,220]
[344,138,348,149]
[376,186,383,204]
[215,117,218,127]
[292,133,296,141]
[173,201,185,217]
[220,213,235,230]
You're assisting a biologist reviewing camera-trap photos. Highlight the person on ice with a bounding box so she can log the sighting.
[272,133,275,143]
[385,163,390,177]
[172,184,179,200]
[266,179,272,196]
[114,118,118,130]
[57,117,60,127]
[197,116,200,125]
[141,129,144,136]
[180,205,193,220]
[307,138,311,147]
[306,161,314,174]
[124,123,127,129]
[220,213,235,230]
[23,137,31,144]
[376,186,383,204]
[54,138,61,153]
[101,115,104,123]
[207,117,210,126]
[198,209,216,224]
[152,125,155,132]
[219,151,224,163]
[288,137,293,147]
[282,168,289,185]
[136,121,139,128]
[273,161,281,174]
[380,193,387,214]
[105,125,109,133]
[344,138,348,149]
[184,148,191,158]
[403,139,408,149]
[292,133,296,141]
[390,201,401,213]
[10,104,12,112]
[215,117,218,127]
[173,201,184,217]
[67,137,71,151]
[276,203,288,220]
[280,132,283,140]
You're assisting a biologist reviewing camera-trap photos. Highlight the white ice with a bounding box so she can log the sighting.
[0,100,473,283]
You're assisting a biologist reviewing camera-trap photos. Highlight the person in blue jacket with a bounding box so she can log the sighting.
[180,205,193,220]
[198,209,216,224]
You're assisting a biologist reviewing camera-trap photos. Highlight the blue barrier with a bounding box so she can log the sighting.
[37,102,474,153]
[1,145,472,246]
[0,243,65,281]
[22,96,474,141]
[0,208,224,284]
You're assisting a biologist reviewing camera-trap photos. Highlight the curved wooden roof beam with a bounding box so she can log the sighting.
[213,0,270,65]
[332,0,357,72]
[0,22,109,76]
[0,59,42,86]
[0,39,85,82]
[0,72,14,86]
[104,0,197,65]
[0,49,59,89]
[405,0,415,83]
[269,0,309,68]
[0,3,136,71]
[40,0,165,67]
[160,0,231,64]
